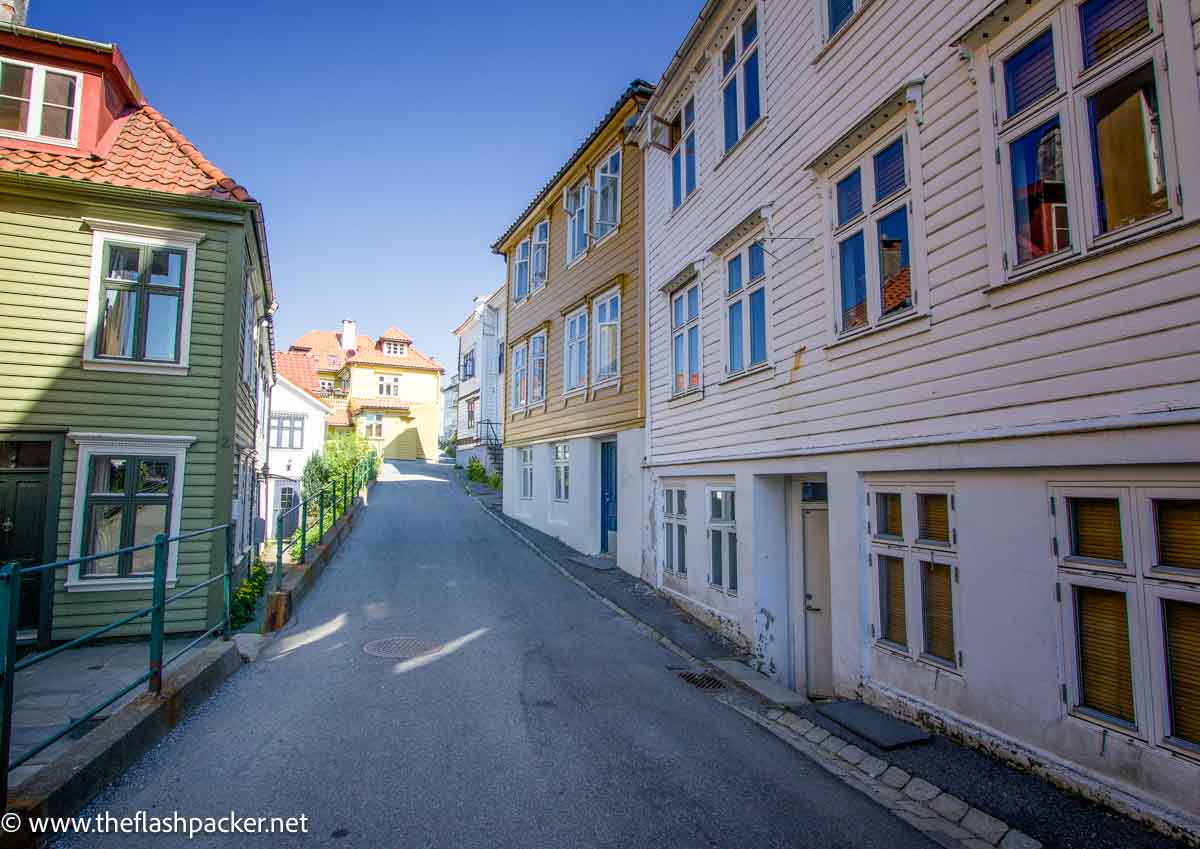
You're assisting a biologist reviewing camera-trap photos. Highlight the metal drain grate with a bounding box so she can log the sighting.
[678,671,726,691]
[362,637,443,659]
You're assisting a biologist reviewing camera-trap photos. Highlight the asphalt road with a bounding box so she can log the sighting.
[54,461,937,849]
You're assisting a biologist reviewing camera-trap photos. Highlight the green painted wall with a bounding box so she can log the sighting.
[0,179,255,638]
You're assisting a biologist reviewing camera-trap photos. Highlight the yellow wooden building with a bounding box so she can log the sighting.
[288,320,443,460]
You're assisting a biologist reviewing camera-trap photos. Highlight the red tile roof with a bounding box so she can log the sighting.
[274,351,325,402]
[0,105,253,201]
[351,398,412,413]
[288,329,443,374]
[325,408,352,428]
[379,326,413,342]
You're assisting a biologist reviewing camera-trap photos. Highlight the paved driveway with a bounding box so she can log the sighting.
[54,461,936,849]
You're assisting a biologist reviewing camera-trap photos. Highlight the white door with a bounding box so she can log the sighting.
[790,481,834,698]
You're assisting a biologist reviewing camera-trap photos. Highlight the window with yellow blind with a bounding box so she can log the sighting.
[878,555,907,648]
[876,492,902,539]
[1163,599,1200,746]
[1153,499,1200,572]
[1068,497,1125,563]
[917,493,951,545]
[922,561,956,667]
[1074,586,1136,724]
[1054,483,1200,750]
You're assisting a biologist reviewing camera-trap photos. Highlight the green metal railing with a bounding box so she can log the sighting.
[272,458,375,592]
[0,523,236,811]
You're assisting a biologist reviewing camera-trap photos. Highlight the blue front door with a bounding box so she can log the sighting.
[600,441,617,553]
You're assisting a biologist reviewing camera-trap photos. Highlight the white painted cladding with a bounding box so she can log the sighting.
[635,0,1200,830]
[641,0,1200,467]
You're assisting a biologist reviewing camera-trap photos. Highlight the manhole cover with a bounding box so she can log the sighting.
[362,637,443,659]
[678,671,725,691]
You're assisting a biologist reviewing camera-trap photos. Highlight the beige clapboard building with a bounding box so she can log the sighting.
[493,81,653,577]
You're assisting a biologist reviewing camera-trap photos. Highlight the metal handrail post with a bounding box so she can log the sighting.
[300,499,308,564]
[319,489,326,539]
[274,512,284,592]
[0,562,21,811]
[148,534,168,695]
[343,472,348,515]
[222,525,234,639]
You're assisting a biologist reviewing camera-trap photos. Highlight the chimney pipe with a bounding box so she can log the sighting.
[341,319,357,352]
[0,0,28,26]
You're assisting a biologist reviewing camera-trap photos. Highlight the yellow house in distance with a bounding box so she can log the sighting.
[288,319,443,460]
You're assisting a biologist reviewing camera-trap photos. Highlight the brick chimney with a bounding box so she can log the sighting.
[0,0,28,25]
[341,318,357,352]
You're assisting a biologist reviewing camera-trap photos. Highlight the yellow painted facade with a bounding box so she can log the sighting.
[339,362,442,461]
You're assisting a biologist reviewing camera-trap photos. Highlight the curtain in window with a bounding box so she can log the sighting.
[1088,65,1166,233]
[878,493,902,537]
[1155,500,1200,570]
[1075,586,1135,722]
[1164,599,1200,744]
[1070,497,1122,560]
[873,139,906,202]
[1005,30,1057,116]
[922,562,955,663]
[1080,0,1150,68]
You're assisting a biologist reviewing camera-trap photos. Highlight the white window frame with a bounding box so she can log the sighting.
[719,4,764,154]
[0,55,84,147]
[1050,482,1200,751]
[529,330,547,404]
[65,432,194,591]
[817,0,866,43]
[81,220,203,377]
[319,379,334,393]
[722,235,770,375]
[669,97,698,211]
[240,271,258,388]
[670,282,702,398]
[553,442,570,502]
[865,484,961,672]
[512,238,531,302]
[564,180,590,265]
[706,485,738,594]
[592,147,622,244]
[363,413,384,439]
[532,218,550,291]
[592,287,621,385]
[269,413,304,450]
[510,341,528,411]
[384,340,404,355]
[663,486,688,575]
[822,117,926,338]
[378,374,401,397]
[564,306,589,395]
[980,0,1190,286]
[465,398,476,430]
[519,447,534,501]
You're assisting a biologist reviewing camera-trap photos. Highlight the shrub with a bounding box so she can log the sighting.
[300,452,329,501]
[466,457,486,483]
[229,560,269,630]
[487,472,502,490]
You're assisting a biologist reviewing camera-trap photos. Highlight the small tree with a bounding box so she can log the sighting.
[300,452,329,501]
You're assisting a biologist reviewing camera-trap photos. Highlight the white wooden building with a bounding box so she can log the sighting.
[636,0,1200,829]
[453,286,506,472]
[262,351,333,537]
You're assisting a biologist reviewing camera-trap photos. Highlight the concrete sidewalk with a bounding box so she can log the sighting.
[462,474,1188,849]
[7,639,190,788]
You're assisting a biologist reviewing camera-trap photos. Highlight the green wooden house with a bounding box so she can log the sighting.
[0,23,275,644]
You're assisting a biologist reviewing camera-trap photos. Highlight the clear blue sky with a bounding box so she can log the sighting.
[31,0,700,371]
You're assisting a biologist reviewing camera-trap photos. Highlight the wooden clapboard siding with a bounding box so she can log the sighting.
[0,184,243,638]
[500,98,645,447]
[645,0,1200,466]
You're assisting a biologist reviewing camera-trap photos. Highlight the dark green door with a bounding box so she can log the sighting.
[0,473,49,632]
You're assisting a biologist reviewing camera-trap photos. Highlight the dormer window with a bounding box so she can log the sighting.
[0,57,82,146]
[384,341,406,356]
